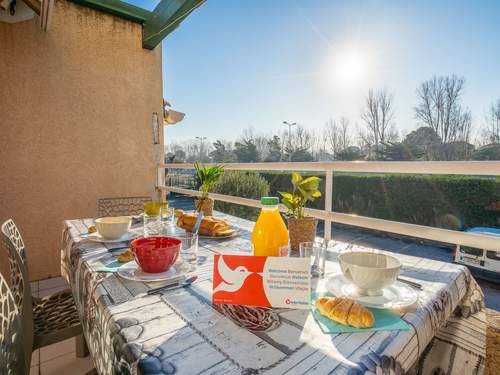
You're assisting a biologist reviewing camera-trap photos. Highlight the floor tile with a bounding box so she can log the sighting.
[40,352,93,375]
[31,349,40,366]
[40,338,75,363]
[38,277,68,291]
[36,285,69,298]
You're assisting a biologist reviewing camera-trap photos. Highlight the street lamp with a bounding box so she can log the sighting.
[283,121,296,161]
[195,136,207,159]
[282,121,296,144]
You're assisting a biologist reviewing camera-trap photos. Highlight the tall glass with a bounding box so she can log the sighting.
[299,241,326,277]
[143,202,167,237]
[173,232,198,269]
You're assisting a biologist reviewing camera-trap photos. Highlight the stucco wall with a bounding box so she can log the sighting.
[0,0,163,280]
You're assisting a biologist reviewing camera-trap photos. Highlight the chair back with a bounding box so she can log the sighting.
[1,219,34,371]
[0,270,26,374]
[97,196,152,217]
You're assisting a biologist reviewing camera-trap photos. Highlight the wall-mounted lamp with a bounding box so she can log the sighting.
[163,99,185,125]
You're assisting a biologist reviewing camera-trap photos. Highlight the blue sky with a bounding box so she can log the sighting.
[129,0,500,143]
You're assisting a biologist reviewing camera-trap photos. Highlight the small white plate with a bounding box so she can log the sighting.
[198,230,240,240]
[117,261,192,283]
[87,231,140,243]
[326,274,419,309]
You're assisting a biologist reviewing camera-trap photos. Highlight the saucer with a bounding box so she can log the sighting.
[117,261,191,283]
[88,231,140,243]
[326,274,419,309]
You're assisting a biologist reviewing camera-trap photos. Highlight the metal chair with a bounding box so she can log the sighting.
[0,268,26,374]
[1,219,83,372]
[97,196,152,217]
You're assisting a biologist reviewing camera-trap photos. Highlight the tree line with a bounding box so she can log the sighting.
[165,74,500,163]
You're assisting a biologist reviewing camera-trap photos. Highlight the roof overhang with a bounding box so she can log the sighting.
[69,0,206,49]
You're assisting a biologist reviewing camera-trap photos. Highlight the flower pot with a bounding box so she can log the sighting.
[287,217,318,252]
[195,198,214,216]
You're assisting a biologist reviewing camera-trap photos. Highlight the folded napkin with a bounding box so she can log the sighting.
[311,292,410,333]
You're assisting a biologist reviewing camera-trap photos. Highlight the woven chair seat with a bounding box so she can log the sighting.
[32,288,82,349]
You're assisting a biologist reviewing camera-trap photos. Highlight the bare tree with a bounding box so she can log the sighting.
[482,100,500,144]
[361,89,395,147]
[324,117,351,156]
[414,75,472,144]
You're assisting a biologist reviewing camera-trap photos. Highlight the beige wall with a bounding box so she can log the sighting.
[0,0,163,280]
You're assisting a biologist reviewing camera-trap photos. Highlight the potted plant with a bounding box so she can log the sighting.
[279,172,322,251]
[194,162,224,216]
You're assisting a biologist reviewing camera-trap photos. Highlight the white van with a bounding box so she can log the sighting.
[453,227,500,281]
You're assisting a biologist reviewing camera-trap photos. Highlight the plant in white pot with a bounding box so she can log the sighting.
[279,172,322,252]
[194,162,224,216]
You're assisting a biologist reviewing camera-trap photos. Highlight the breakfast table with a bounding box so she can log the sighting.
[61,212,487,375]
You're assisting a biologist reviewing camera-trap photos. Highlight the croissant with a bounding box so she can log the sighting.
[315,297,374,328]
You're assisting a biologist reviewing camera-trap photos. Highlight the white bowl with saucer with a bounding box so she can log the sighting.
[95,217,132,240]
[338,252,401,296]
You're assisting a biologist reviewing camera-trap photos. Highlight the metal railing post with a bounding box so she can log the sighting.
[324,170,333,241]
[157,166,165,202]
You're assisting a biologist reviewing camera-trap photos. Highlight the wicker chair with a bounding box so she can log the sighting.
[97,196,152,217]
[0,268,25,374]
[1,219,84,372]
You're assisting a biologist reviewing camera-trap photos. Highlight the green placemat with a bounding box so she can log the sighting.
[311,292,410,333]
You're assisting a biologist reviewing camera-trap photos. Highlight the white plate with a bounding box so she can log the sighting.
[117,261,192,283]
[88,231,140,243]
[325,274,419,309]
[198,230,240,239]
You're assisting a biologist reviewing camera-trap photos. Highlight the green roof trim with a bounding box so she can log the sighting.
[143,0,206,49]
[69,0,151,24]
[69,0,206,49]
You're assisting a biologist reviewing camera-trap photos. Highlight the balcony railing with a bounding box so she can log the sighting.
[157,161,500,252]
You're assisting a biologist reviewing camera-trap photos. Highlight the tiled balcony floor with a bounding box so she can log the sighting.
[30,277,94,375]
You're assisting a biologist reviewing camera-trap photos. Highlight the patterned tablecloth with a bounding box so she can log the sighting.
[61,213,487,375]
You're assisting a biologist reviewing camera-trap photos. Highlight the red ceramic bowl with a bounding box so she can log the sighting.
[130,237,181,273]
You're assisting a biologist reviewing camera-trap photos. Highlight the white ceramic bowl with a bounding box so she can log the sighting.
[338,252,401,296]
[95,217,132,240]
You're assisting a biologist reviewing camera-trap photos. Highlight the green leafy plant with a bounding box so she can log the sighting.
[278,172,322,219]
[193,162,224,205]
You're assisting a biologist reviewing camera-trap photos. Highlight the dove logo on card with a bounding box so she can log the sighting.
[213,256,252,294]
[212,255,271,307]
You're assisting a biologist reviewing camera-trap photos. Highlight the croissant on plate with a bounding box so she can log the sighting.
[176,210,236,237]
[315,297,374,328]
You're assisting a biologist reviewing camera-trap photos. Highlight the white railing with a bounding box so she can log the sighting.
[157,161,500,251]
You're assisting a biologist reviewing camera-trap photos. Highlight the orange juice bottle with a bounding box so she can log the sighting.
[252,197,289,256]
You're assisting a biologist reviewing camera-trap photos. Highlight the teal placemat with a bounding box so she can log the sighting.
[96,260,123,273]
[311,292,410,333]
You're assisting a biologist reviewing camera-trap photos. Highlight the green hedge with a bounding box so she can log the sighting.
[258,172,499,229]
[212,171,270,221]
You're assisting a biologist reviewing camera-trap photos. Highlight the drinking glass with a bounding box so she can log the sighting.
[299,241,326,277]
[143,202,166,237]
[160,206,175,227]
[173,232,198,268]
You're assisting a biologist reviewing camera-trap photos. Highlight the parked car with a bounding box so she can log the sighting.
[453,227,500,283]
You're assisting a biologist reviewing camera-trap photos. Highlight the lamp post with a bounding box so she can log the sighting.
[195,136,207,160]
[283,121,296,161]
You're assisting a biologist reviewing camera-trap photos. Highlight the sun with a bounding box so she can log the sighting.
[330,48,370,87]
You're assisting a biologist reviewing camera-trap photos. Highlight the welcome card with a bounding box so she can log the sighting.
[212,254,311,309]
